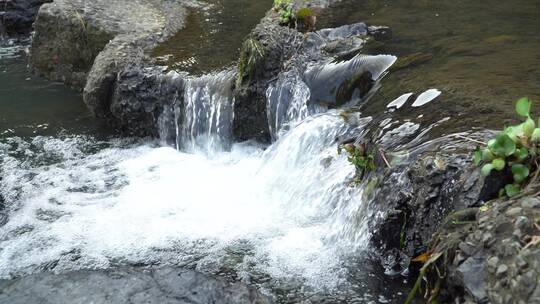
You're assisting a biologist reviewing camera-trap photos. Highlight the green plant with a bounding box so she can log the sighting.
[338,143,376,181]
[273,0,294,26]
[474,97,540,197]
[295,7,316,32]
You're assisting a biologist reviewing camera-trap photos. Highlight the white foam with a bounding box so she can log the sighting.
[0,113,368,291]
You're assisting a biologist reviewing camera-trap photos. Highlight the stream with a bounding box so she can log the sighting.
[1,0,540,303]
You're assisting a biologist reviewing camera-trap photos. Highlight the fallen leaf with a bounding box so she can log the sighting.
[412,250,433,264]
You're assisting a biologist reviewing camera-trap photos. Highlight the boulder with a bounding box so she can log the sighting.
[29,0,189,128]
[0,0,50,37]
[0,267,272,304]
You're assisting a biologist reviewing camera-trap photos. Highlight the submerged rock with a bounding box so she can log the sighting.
[0,267,272,304]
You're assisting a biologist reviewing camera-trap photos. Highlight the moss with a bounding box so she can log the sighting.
[236,37,265,89]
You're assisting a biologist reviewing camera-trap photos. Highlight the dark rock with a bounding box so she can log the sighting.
[369,132,493,257]
[0,0,50,37]
[0,190,6,227]
[110,64,184,137]
[233,16,303,143]
[0,267,272,304]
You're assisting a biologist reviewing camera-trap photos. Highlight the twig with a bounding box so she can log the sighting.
[454,134,486,146]
[379,148,392,168]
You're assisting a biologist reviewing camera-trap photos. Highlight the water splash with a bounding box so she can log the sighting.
[266,71,314,139]
[0,112,376,296]
[265,54,397,139]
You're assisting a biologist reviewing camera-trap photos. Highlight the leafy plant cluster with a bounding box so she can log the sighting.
[474,97,540,197]
[338,143,376,181]
[273,0,294,26]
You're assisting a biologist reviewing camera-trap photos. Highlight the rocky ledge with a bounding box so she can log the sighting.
[0,267,272,304]
[26,0,192,135]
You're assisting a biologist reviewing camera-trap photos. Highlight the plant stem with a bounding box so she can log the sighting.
[454,134,486,146]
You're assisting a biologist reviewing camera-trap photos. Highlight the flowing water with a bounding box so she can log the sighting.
[2,0,540,303]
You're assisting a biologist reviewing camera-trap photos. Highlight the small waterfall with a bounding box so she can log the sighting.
[159,70,236,152]
[265,54,397,139]
[304,54,397,107]
[265,70,315,139]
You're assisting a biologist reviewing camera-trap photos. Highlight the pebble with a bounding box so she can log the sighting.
[482,232,494,247]
[474,230,483,242]
[487,256,500,270]
[516,255,528,269]
[515,216,530,229]
[496,264,508,277]
[521,197,540,209]
[506,207,523,217]
[513,229,523,239]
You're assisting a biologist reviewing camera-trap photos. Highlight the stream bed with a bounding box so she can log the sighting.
[2,0,540,303]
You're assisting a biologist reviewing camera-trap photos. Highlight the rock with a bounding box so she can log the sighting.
[233,1,385,142]
[29,0,189,134]
[431,194,540,303]
[109,64,184,137]
[487,256,499,271]
[369,132,493,256]
[520,197,540,209]
[505,207,522,217]
[456,255,488,302]
[0,191,6,227]
[495,264,508,277]
[0,267,272,304]
[0,0,50,37]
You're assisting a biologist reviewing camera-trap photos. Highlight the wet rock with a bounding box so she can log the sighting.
[0,191,6,227]
[110,64,184,137]
[29,0,188,133]
[0,0,50,37]
[369,133,493,257]
[0,267,272,304]
[233,1,386,142]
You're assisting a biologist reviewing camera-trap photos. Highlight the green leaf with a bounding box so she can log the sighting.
[504,184,521,197]
[532,128,540,143]
[514,147,529,161]
[522,118,536,137]
[487,139,496,149]
[504,125,523,142]
[511,164,530,183]
[482,148,495,162]
[481,163,494,176]
[474,149,482,165]
[490,133,516,157]
[492,159,506,170]
[516,97,531,117]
